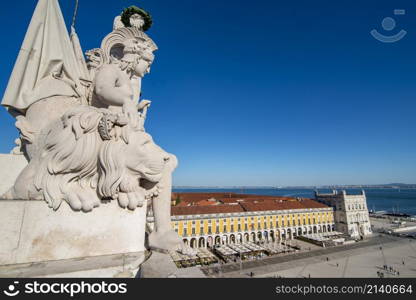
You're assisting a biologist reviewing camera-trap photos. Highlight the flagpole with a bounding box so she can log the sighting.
[71,0,80,29]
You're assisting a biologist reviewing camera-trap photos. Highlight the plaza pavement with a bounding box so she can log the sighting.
[202,235,416,278]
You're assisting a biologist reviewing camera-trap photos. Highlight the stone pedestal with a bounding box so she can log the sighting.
[0,154,28,195]
[0,251,146,278]
[0,199,147,276]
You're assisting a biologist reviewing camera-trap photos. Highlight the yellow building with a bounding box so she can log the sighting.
[168,193,335,249]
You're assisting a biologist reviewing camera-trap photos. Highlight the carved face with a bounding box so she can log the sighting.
[133,42,154,77]
[123,130,170,183]
[86,49,104,69]
[121,39,154,77]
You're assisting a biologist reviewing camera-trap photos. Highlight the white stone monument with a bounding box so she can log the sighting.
[315,190,372,239]
[0,0,190,277]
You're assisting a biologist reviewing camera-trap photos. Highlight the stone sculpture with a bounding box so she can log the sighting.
[1,1,187,255]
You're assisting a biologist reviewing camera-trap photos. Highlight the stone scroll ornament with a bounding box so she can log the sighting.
[1,1,193,255]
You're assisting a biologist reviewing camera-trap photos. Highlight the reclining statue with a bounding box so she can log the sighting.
[1,2,189,254]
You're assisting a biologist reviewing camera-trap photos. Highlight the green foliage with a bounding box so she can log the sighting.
[121,5,153,31]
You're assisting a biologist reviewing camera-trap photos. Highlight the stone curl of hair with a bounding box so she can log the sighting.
[33,107,131,210]
[34,107,103,210]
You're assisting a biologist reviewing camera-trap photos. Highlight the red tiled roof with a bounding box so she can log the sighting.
[195,199,218,206]
[172,192,297,204]
[239,198,327,212]
[173,202,192,207]
[171,193,329,216]
[171,204,244,216]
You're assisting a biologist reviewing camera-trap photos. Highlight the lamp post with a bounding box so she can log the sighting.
[239,250,243,276]
[218,260,222,278]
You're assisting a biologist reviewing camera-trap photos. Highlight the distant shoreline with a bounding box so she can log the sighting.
[174,186,416,190]
[172,187,416,216]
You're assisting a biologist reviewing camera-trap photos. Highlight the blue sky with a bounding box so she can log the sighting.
[0,0,415,186]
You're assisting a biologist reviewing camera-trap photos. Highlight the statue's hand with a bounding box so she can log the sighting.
[137,99,151,111]
[122,101,139,128]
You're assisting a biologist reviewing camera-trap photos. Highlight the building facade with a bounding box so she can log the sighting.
[315,190,372,238]
[165,193,335,249]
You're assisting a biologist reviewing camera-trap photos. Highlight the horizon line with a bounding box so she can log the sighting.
[173,183,416,189]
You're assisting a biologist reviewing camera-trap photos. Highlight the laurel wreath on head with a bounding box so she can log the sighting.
[121,5,153,31]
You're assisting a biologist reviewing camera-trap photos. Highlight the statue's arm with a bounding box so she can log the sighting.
[94,66,133,106]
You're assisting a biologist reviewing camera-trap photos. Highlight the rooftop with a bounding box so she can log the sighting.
[171,193,329,216]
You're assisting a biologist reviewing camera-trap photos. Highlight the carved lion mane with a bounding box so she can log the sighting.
[31,106,161,212]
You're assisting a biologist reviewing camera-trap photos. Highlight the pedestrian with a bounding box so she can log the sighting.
[336,263,339,267]
[326,257,329,262]
[398,271,400,276]
[402,260,405,265]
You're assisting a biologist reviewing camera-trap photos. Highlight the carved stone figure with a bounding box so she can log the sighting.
[1,1,186,254]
